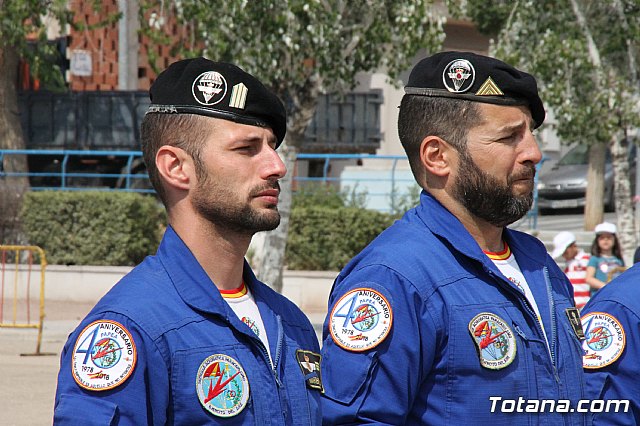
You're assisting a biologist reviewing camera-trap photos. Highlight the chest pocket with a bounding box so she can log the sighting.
[171,345,262,425]
[446,303,543,421]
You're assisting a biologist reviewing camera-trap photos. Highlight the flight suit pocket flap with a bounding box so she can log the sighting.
[320,339,376,404]
[54,393,118,425]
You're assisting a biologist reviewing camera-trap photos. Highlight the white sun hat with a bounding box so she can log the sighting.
[595,222,617,235]
[551,231,576,259]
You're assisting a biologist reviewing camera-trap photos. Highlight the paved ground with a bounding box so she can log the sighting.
[0,300,325,425]
[0,300,94,426]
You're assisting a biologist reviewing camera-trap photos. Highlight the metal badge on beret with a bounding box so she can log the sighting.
[404,51,545,128]
[147,57,287,146]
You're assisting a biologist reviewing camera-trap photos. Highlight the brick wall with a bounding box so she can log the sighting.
[67,0,121,90]
[66,0,188,91]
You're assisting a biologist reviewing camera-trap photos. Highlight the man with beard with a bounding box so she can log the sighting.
[54,58,322,425]
[320,52,588,425]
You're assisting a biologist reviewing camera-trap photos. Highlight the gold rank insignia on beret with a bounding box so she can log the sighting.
[475,77,504,96]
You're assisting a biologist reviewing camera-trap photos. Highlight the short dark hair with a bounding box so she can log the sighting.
[141,113,212,206]
[397,96,480,185]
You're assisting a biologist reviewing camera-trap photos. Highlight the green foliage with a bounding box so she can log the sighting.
[139,0,445,142]
[465,0,640,146]
[20,191,165,266]
[286,205,395,271]
[0,0,120,90]
[292,185,346,210]
[292,183,369,210]
[390,183,421,217]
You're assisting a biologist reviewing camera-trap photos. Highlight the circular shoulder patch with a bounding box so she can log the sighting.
[196,354,250,418]
[468,312,517,370]
[329,287,393,352]
[581,312,626,369]
[71,320,137,391]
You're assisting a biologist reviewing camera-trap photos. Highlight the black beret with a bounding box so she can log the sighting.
[404,51,545,128]
[147,57,287,146]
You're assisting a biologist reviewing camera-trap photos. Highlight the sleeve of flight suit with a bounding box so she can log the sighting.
[582,299,640,426]
[320,265,438,425]
[53,312,170,425]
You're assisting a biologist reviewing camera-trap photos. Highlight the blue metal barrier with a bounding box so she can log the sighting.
[0,149,153,193]
[0,149,540,228]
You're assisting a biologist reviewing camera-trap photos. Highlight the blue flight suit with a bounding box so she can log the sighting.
[54,226,321,425]
[581,263,640,425]
[320,191,588,425]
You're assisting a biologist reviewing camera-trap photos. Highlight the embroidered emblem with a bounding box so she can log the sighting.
[71,320,137,391]
[241,316,260,336]
[581,312,625,369]
[229,83,248,109]
[295,349,324,392]
[329,288,393,352]
[192,71,227,106]
[196,354,250,417]
[468,312,517,370]
[566,307,585,340]
[508,276,525,294]
[443,59,475,93]
[475,76,504,96]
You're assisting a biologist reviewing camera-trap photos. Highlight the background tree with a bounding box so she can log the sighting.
[0,0,114,243]
[140,0,446,291]
[465,0,640,262]
[0,0,70,242]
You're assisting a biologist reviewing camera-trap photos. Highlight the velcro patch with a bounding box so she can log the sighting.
[296,349,324,392]
[71,320,137,391]
[468,312,517,370]
[581,312,625,369]
[329,288,393,352]
[196,354,250,417]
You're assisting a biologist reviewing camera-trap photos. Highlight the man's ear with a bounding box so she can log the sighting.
[155,145,193,191]
[419,136,453,177]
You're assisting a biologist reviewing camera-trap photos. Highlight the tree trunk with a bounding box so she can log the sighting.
[584,142,606,230]
[254,141,298,292]
[610,134,636,264]
[0,44,30,244]
[255,73,321,292]
[0,46,28,165]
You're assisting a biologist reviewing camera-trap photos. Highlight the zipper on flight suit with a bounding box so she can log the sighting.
[251,314,286,421]
[255,314,284,388]
[542,266,561,384]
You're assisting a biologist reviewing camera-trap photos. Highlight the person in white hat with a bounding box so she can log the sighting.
[551,231,591,310]
[585,222,624,294]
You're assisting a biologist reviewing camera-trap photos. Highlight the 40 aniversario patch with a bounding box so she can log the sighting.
[71,320,137,391]
[581,312,626,369]
[329,288,393,352]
